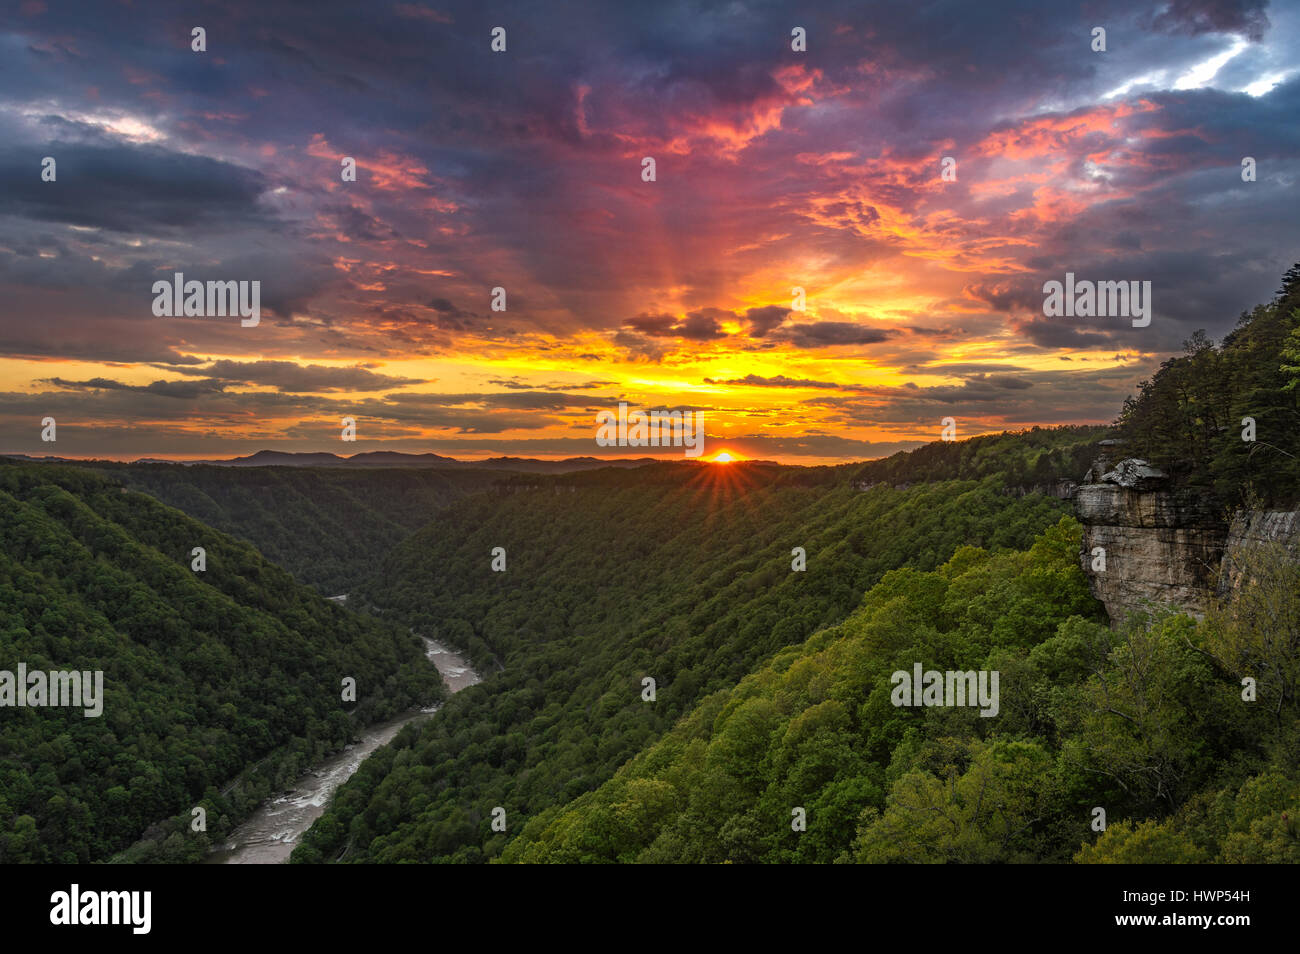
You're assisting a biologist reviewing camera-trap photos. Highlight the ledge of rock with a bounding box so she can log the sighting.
[1097,459,1167,489]
[1076,456,1227,623]
[1071,440,1300,625]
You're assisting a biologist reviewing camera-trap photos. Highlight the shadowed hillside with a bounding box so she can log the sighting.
[0,461,443,863]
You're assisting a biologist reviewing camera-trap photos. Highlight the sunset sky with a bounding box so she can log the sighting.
[1,0,1298,462]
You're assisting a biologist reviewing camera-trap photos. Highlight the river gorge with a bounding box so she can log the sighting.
[205,637,480,864]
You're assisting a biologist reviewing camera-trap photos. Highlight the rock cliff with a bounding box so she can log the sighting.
[1218,509,1300,598]
[1074,446,1299,624]
[1076,457,1226,621]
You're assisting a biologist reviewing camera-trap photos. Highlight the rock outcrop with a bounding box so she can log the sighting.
[1217,510,1300,598]
[1075,447,1299,624]
[1076,455,1227,622]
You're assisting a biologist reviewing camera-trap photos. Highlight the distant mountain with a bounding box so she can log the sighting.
[4,450,664,473]
[199,450,661,472]
[467,455,660,473]
[0,453,74,463]
[348,451,461,466]
[213,450,353,467]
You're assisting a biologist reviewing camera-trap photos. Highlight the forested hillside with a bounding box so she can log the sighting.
[103,464,487,593]
[1117,263,1300,507]
[501,519,1300,863]
[853,425,1107,490]
[295,459,1077,862]
[0,461,443,863]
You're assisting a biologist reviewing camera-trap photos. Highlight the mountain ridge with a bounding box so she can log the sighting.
[5,450,674,474]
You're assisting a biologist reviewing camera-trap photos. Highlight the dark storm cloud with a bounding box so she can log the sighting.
[618,310,728,344]
[384,390,598,412]
[0,142,270,235]
[0,381,578,447]
[320,203,401,242]
[963,281,1045,315]
[1146,0,1271,40]
[624,314,680,337]
[902,363,1033,376]
[804,364,1153,429]
[261,35,372,92]
[776,323,896,349]
[704,374,847,390]
[611,331,668,361]
[744,305,790,338]
[0,332,205,365]
[160,359,426,392]
[426,298,479,330]
[675,312,728,341]
[5,1,1296,335]
[42,376,229,399]
[487,377,614,390]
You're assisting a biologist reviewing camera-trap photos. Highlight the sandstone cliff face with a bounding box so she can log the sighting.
[1218,510,1300,598]
[1076,460,1226,621]
[1074,452,1298,624]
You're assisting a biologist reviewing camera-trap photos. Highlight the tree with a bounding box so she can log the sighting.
[1203,542,1300,722]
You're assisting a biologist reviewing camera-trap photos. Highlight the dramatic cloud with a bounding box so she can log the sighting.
[704,374,846,390]
[163,359,426,392]
[0,0,1296,461]
[776,323,896,348]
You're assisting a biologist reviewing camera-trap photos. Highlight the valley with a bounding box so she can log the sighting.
[208,638,480,864]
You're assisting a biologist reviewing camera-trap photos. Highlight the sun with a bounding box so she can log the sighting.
[708,450,743,463]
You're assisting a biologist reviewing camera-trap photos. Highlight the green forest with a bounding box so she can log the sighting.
[0,462,442,863]
[103,464,486,593]
[852,425,1107,490]
[291,472,1075,862]
[498,519,1299,863]
[1116,264,1300,508]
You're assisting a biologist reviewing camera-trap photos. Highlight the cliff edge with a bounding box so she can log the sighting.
[1075,443,1300,624]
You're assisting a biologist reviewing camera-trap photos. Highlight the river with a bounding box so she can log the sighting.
[205,635,480,864]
